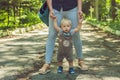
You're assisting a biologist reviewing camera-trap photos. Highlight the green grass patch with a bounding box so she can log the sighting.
[86,18,120,36]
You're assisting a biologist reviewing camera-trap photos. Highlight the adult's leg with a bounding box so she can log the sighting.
[45,14,57,64]
[39,11,56,74]
[39,9,63,74]
[45,9,63,64]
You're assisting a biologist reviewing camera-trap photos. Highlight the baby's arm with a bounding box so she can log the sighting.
[53,17,61,32]
[74,17,83,33]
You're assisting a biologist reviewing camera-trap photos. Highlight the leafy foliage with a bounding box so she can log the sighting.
[0,0,42,31]
[84,0,120,36]
[0,0,120,36]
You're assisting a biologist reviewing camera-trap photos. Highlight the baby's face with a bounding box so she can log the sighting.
[61,24,71,32]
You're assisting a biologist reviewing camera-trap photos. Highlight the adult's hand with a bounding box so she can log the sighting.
[78,10,83,19]
[76,10,83,31]
[49,10,56,19]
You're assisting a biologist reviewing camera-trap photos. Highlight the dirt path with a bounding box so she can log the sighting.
[0,22,120,80]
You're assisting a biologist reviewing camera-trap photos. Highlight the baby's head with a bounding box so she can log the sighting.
[60,18,72,32]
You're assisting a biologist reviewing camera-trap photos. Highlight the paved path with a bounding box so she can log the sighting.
[0,23,120,80]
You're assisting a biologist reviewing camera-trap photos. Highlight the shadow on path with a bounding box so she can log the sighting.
[0,29,48,80]
[0,23,120,80]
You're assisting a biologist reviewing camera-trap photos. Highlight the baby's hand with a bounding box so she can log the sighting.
[53,16,57,22]
[78,17,83,24]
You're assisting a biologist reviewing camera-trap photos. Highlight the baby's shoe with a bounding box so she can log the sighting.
[69,67,75,74]
[57,66,63,73]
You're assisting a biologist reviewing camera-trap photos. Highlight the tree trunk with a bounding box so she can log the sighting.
[110,0,117,21]
[13,5,16,25]
[7,1,10,27]
[95,0,99,20]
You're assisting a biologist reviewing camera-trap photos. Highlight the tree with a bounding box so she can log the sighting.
[95,0,99,20]
[110,0,117,21]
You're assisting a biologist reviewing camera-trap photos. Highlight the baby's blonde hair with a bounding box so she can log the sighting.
[60,18,72,26]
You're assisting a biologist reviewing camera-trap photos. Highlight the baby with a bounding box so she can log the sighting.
[53,17,82,74]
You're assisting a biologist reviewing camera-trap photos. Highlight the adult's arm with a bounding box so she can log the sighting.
[77,0,83,19]
[73,0,83,32]
[46,0,56,19]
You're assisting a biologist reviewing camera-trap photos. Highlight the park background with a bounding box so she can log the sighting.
[0,0,120,37]
[0,0,120,80]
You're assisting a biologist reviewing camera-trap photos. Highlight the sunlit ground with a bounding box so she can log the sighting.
[0,23,120,80]
[0,28,48,79]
